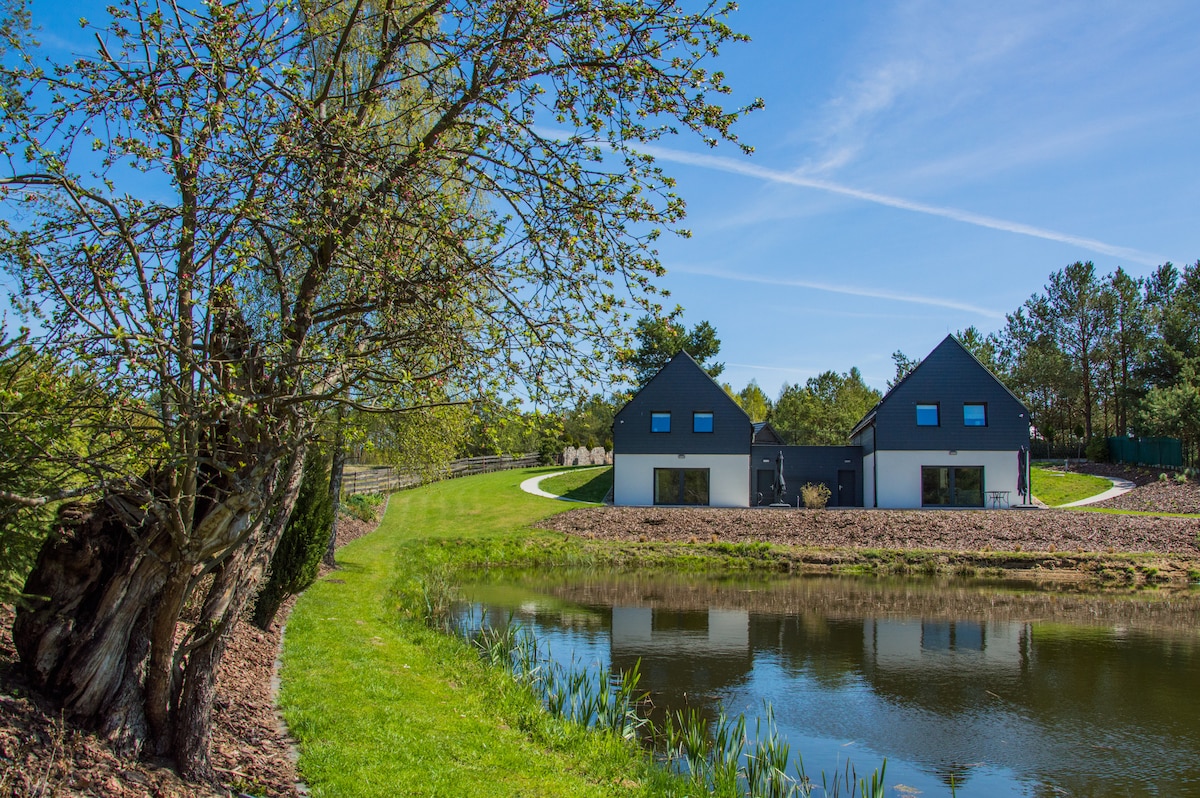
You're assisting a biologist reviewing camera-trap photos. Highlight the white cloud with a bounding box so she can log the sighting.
[638,142,1163,265]
[672,264,1006,319]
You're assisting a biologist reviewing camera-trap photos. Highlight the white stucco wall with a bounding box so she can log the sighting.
[613,453,750,507]
[863,452,876,508]
[872,450,1021,509]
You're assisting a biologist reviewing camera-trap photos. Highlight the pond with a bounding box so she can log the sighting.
[452,570,1200,796]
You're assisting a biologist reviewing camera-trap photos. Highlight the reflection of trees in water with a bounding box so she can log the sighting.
[515,570,1200,636]
[461,569,1200,795]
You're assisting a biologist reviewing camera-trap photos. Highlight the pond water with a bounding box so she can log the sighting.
[452,570,1200,797]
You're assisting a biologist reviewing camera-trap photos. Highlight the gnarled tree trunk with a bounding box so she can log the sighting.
[13,446,304,778]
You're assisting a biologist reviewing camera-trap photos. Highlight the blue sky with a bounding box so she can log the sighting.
[10,2,1200,399]
[646,1,1200,395]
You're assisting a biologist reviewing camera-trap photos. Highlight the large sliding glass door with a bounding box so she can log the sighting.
[654,468,710,505]
[921,466,984,507]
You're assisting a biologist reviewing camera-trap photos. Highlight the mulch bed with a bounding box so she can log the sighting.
[543,504,1200,557]
[542,462,1200,570]
[0,506,381,798]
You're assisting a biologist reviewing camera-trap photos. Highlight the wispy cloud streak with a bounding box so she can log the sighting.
[639,143,1163,265]
[674,266,1006,319]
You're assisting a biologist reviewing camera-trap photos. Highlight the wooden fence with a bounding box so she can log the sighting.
[343,453,542,496]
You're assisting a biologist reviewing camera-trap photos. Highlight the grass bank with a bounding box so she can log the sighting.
[280,467,1193,796]
[1031,467,1114,506]
[279,468,715,798]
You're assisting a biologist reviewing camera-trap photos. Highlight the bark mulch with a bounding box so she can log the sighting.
[543,504,1200,558]
[0,505,381,798]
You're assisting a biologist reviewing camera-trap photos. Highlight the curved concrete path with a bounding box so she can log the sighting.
[1057,476,1136,507]
[519,467,606,503]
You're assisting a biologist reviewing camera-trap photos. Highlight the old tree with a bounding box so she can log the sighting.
[0,0,756,780]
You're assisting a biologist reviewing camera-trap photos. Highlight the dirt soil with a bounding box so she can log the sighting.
[2,468,1197,796]
[545,503,1199,555]
[0,506,381,798]
[543,463,1200,579]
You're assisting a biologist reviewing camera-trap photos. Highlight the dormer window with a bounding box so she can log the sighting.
[916,403,940,426]
[651,412,671,433]
[963,403,987,427]
[693,412,714,433]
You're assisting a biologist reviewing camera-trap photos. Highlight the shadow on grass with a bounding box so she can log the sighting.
[557,469,613,503]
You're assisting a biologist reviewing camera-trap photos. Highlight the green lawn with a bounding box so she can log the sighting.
[278,468,681,798]
[539,466,613,503]
[1030,467,1114,507]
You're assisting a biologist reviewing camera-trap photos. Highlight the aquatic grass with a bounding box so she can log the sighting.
[460,616,650,742]
[455,610,892,798]
[658,702,885,798]
[1067,506,1200,519]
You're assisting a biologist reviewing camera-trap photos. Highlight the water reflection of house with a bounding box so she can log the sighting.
[867,619,1028,663]
[861,619,1032,715]
[609,606,753,715]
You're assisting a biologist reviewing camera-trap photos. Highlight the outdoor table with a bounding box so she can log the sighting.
[986,489,1011,509]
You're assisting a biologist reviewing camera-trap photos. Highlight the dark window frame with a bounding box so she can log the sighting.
[693,411,714,433]
[921,465,984,507]
[650,411,671,433]
[916,403,940,427]
[653,468,711,505]
[963,403,988,427]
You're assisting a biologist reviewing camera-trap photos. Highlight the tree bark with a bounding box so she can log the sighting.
[13,498,172,756]
[174,447,305,779]
[323,407,346,568]
[14,447,303,779]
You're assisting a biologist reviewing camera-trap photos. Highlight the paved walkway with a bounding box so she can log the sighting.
[1058,476,1136,507]
[518,468,605,503]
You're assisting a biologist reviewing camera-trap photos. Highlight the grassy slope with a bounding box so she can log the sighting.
[278,468,676,798]
[539,466,613,503]
[1030,467,1114,507]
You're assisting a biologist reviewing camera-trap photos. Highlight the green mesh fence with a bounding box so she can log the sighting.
[1107,436,1183,468]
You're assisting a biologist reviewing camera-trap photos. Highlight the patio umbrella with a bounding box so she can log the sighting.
[774,450,786,503]
[1017,446,1028,504]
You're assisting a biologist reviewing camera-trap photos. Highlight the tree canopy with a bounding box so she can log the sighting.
[0,0,757,780]
[769,368,880,446]
[988,259,1200,462]
[732,379,771,422]
[622,311,724,385]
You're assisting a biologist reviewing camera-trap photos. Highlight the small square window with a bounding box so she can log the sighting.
[963,403,987,427]
[916,403,940,426]
[693,412,714,433]
[651,412,671,433]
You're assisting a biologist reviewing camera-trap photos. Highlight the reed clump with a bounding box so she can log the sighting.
[460,615,886,798]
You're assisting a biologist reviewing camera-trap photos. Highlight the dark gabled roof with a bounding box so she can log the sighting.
[848,334,1029,438]
[752,421,785,444]
[613,349,751,425]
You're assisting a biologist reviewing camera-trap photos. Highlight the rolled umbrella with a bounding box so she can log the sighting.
[1017,446,1028,504]
[775,450,786,503]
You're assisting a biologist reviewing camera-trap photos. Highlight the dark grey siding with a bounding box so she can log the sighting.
[851,417,876,456]
[871,337,1029,452]
[752,422,785,445]
[750,445,863,507]
[613,352,751,456]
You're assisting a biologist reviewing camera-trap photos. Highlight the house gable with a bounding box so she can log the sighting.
[613,351,751,456]
[853,335,1030,452]
[752,422,784,445]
